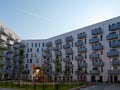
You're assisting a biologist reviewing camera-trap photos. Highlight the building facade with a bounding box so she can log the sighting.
[22,16,120,83]
[0,22,24,80]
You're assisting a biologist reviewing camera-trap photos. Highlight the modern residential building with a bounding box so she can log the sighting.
[22,16,120,83]
[0,22,24,80]
[1,16,120,83]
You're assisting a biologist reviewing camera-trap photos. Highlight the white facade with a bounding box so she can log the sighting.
[22,16,120,83]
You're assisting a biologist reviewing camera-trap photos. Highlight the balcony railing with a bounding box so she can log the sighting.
[78,62,87,68]
[63,43,71,49]
[63,57,70,62]
[89,53,99,59]
[92,44,103,51]
[46,42,52,47]
[46,53,52,58]
[107,49,119,57]
[93,61,104,67]
[65,36,73,42]
[112,60,120,66]
[107,32,118,40]
[44,48,50,53]
[65,49,73,55]
[75,55,84,61]
[77,33,87,39]
[55,51,62,56]
[110,40,120,48]
[109,22,120,31]
[92,28,103,35]
[108,69,119,75]
[90,70,100,75]
[75,40,83,47]
[53,46,59,51]
[55,39,62,44]
[89,36,99,44]
[68,64,74,68]
[75,70,85,75]
[78,47,87,53]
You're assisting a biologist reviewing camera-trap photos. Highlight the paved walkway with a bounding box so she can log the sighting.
[0,88,17,90]
[69,83,120,90]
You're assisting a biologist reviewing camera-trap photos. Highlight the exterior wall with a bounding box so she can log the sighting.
[22,16,120,83]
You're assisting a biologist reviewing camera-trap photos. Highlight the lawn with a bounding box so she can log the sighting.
[0,81,89,90]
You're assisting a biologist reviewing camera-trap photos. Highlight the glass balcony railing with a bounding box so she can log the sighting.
[93,61,104,67]
[63,43,71,49]
[77,33,87,39]
[78,47,87,53]
[53,46,59,51]
[55,39,62,44]
[65,49,73,55]
[46,42,52,47]
[108,69,119,75]
[112,60,120,66]
[110,41,120,48]
[90,70,100,75]
[75,55,84,61]
[78,62,87,68]
[92,28,103,35]
[89,53,99,59]
[92,44,103,51]
[107,49,119,57]
[75,70,85,75]
[107,33,118,40]
[89,37,99,44]
[63,57,70,62]
[65,36,73,42]
[75,40,83,46]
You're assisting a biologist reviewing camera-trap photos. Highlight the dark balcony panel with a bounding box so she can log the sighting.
[109,22,120,31]
[65,49,73,55]
[77,32,87,39]
[92,44,103,51]
[55,51,62,56]
[44,60,50,64]
[65,36,73,42]
[75,40,83,47]
[111,41,120,48]
[44,48,50,53]
[63,43,71,49]
[108,69,119,75]
[90,70,100,75]
[89,36,99,44]
[78,62,87,68]
[46,53,52,58]
[75,70,85,75]
[93,61,104,67]
[92,28,103,35]
[53,46,59,51]
[78,47,87,53]
[107,49,119,57]
[68,64,74,68]
[46,42,52,47]
[55,39,62,44]
[112,60,120,66]
[107,32,118,40]
[89,53,99,59]
[63,57,70,62]
[75,55,84,61]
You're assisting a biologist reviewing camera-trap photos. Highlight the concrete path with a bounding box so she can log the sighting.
[0,88,17,90]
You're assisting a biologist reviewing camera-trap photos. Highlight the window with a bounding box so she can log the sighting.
[101,51,103,55]
[27,59,29,63]
[35,43,37,47]
[36,59,39,63]
[27,49,29,53]
[71,42,73,47]
[26,54,28,58]
[37,48,39,52]
[31,43,33,47]
[26,64,28,68]
[100,35,103,41]
[42,43,44,47]
[84,39,86,44]
[39,43,40,47]
[30,59,32,63]
[30,48,32,52]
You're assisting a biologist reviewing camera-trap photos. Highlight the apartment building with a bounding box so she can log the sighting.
[0,22,24,80]
[22,16,120,83]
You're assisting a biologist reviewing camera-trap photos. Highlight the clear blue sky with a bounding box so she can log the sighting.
[0,0,120,39]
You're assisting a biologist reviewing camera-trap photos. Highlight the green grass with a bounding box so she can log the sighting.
[0,81,89,90]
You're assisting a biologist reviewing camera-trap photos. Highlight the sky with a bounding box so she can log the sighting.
[0,0,120,40]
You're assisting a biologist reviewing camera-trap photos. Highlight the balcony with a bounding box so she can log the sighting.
[89,53,99,59]
[44,60,50,64]
[107,32,118,40]
[63,57,70,62]
[75,40,83,47]
[75,55,84,61]
[68,64,74,68]
[44,48,50,53]
[112,60,120,66]
[55,39,62,44]
[0,34,7,41]
[75,70,85,75]
[90,70,100,75]
[108,69,119,75]
[92,28,103,35]
[53,46,59,51]
[89,36,99,44]
[110,40,120,48]
[1,60,6,65]
[1,51,7,57]
[65,36,73,42]
[107,49,119,57]
[77,32,87,39]
[46,53,52,58]
[92,44,103,51]
[46,42,52,47]
[93,61,104,67]
[63,43,71,49]
[14,44,20,49]
[46,65,52,69]
[109,22,120,31]
[78,47,87,53]
[65,49,73,55]
[55,51,62,56]
[78,62,87,68]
